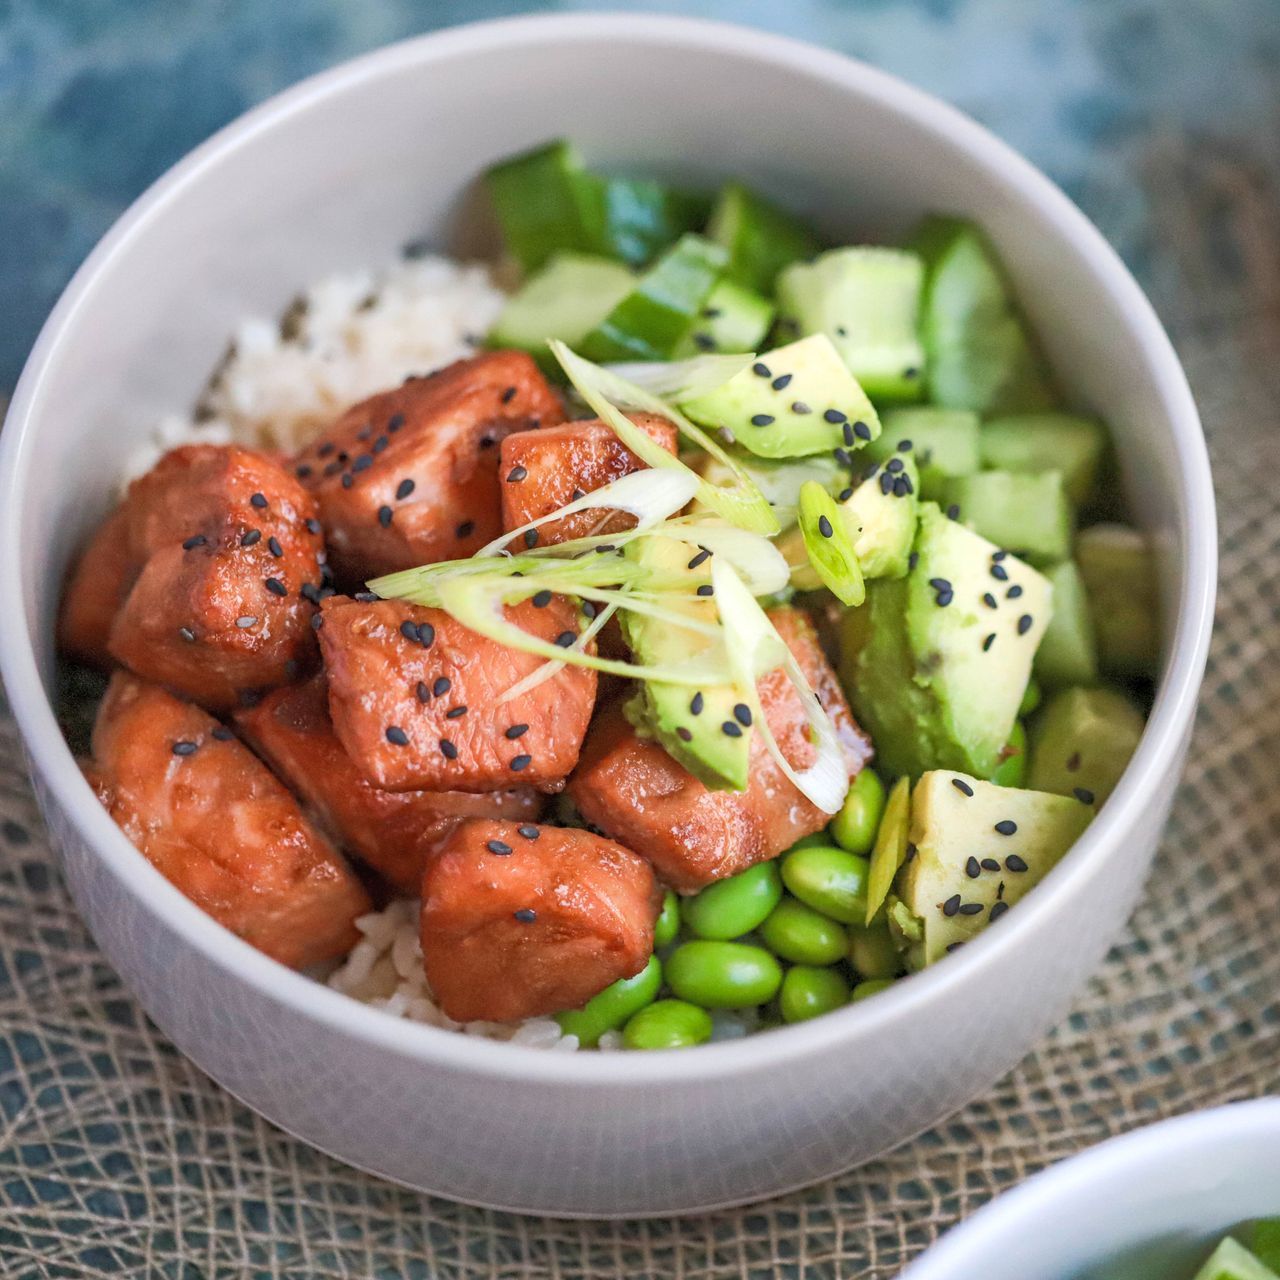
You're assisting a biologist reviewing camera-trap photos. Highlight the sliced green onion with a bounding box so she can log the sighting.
[711,559,847,813]
[603,353,756,403]
[551,341,779,536]
[797,481,866,606]
[499,598,623,704]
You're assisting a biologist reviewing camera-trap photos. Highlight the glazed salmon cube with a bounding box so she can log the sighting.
[292,351,564,581]
[318,594,597,793]
[569,607,872,892]
[420,819,659,1023]
[498,413,678,547]
[236,679,544,893]
[93,444,325,713]
[58,506,134,668]
[88,672,370,969]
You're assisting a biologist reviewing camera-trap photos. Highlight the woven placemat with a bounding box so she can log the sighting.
[1,142,1278,1279]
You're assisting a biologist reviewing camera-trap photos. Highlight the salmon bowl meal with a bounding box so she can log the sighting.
[54,136,1164,1054]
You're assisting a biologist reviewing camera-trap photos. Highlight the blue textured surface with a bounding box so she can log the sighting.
[2,0,1279,391]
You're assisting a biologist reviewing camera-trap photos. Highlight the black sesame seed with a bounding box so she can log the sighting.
[733,703,753,727]
[677,726,693,742]
[581,600,598,620]
[172,740,198,756]
[182,534,207,550]
[879,472,894,496]
[300,583,321,606]
[532,590,552,608]
[416,681,431,703]
[965,856,981,878]
[310,614,324,631]
[958,902,984,916]
[396,478,415,500]
[981,857,1001,872]
[417,623,435,648]
[690,692,704,716]
[356,426,372,441]
[400,620,421,644]
[440,739,459,760]
[946,504,961,520]
[479,435,496,450]
[835,325,848,337]
[341,474,354,489]
[486,839,513,856]
[750,414,775,427]
[823,409,846,424]
[752,362,771,377]
[989,900,1010,922]
[772,373,793,390]
[863,462,880,481]
[692,332,716,351]
[1073,787,1096,804]
[510,754,531,771]
[696,584,714,597]
[992,550,1008,562]
[982,633,996,652]
[995,820,1019,836]
[353,454,374,473]
[235,615,257,629]
[555,630,576,648]
[385,726,410,746]
[211,726,234,742]
[908,552,919,571]
[842,421,855,447]
[178,626,196,643]
[853,421,872,441]
[265,536,282,558]
[250,492,268,509]
[929,577,952,592]
[1006,853,1028,871]
[897,439,913,453]
[982,593,997,609]
[513,908,536,923]
[818,514,834,539]
[387,413,405,433]
[838,487,853,502]
[886,458,904,474]
[445,705,467,719]
[305,518,322,535]
[456,520,475,539]
[318,442,336,458]
[687,548,711,569]
[991,564,1009,582]
[241,529,262,547]
[942,894,961,918]
[354,591,378,602]
[894,475,913,497]
[721,721,743,738]
[432,676,451,697]
[500,385,517,404]
[791,401,812,415]
[505,724,529,739]
[1017,614,1033,635]
[517,825,539,840]
[506,465,527,483]
[1007,584,1024,599]
[523,529,538,548]
[952,778,974,797]
[378,505,394,527]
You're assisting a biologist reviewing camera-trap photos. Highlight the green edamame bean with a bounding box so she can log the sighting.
[684,861,782,941]
[786,833,830,853]
[622,999,713,1050]
[829,768,886,856]
[991,720,1028,788]
[850,978,896,1003]
[760,896,848,965]
[780,965,851,1024]
[654,889,681,949]
[848,923,900,980]
[555,954,662,1047]
[780,844,870,924]
[665,941,783,1009]
[1019,678,1042,718]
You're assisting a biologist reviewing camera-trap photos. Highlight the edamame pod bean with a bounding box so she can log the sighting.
[684,862,782,940]
[829,768,886,856]
[665,941,783,1009]
[991,720,1028,788]
[622,999,713,1050]
[781,844,870,924]
[654,889,681,949]
[1019,678,1042,718]
[848,923,900,980]
[555,954,662,1047]
[850,978,896,1003]
[780,966,851,1024]
[760,896,848,965]
[787,833,830,852]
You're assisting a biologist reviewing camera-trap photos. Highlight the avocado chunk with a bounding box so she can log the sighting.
[621,535,750,790]
[490,253,635,363]
[1192,1238,1280,1280]
[1034,560,1098,688]
[866,406,980,500]
[840,450,920,579]
[912,215,1056,414]
[707,182,820,293]
[943,469,1073,567]
[680,334,881,460]
[775,247,926,401]
[674,278,775,357]
[1028,685,1145,806]
[899,770,1092,966]
[980,412,1109,507]
[840,503,1052,779]
[1076,523,1160,677]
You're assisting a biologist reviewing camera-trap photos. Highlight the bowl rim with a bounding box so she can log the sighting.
[900,1099,1280,1278]
[0,11,1216,1086]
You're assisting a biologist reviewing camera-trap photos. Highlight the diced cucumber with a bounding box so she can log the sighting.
[912,215,1056,414]
[776,247,926,401]
[866,406,980,500]
[1028,685,1145,806]
[1076,523,1160,677]
[485,140,594,272]
[674,279,775,357]
[980,412,1109,506]
[1034,560,1098,688]
[943,470,1073,566]
[575,174,709,267]
[839,450,920,579]
[707,182,820,293]
[489,253,635,362]
[579,234,727,363]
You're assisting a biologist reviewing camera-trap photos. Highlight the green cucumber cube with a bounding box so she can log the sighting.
[1028,685,1145,805]
[574,173,709,267]
[1034,560,1098,688]
[707,182,819,293]
[1076,523,1160,677]
[943,470,1073,566]
[485,139,594,272]
[980,412,1109,506]
[867,406,980,500]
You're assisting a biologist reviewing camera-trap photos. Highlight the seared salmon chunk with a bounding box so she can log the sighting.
[420,819,659,1023]
[90,444,325,712]
[318,594,597,793]
[58,506,134,668]
[498,413,678,547]
[569,608,872,892]
[236,679,543,893]
[292,351,564,580]
[88,672,370,969]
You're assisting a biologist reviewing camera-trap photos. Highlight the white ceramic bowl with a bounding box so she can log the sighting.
[904,1101,1280,1279]
[0,14,1215,1217]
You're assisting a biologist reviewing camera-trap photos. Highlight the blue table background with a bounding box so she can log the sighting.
[2,4,1280,1278]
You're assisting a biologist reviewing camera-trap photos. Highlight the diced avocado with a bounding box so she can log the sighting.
[943,470,1073,567]
[1192,1238,1280,1280]
[574,173,709,267]
[485,140,594,272]
[775,247,926,401]
[912,215,1056,414]
[1034,560,1098,688]
[707,182,820,293]
[674,278,774,357]
[1028,685,1145,805]
[1076,523,1160,677]
[865,406,980,500]
[898,771,1092,966]
[693,450,841,518]
[840,451,920,579]
[622,535,750,790]
[866,775,910,924]
[980,413,1109,507]
[579,234,727,362]
[841,503,1052,779]
[680,334,881,460]
[489,254,635,363]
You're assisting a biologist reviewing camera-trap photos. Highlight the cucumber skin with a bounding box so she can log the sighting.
[575,175,710,267]
[486,140,594,272]
[708,183,820,294]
